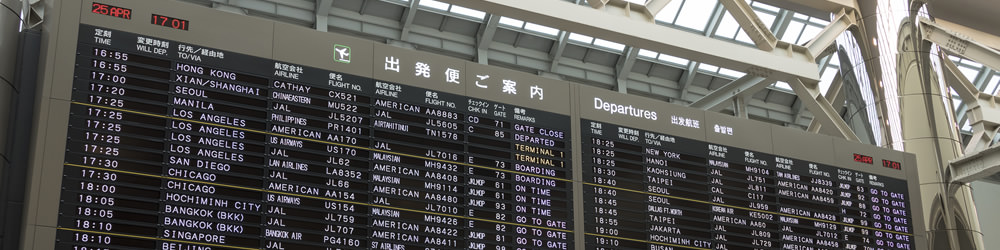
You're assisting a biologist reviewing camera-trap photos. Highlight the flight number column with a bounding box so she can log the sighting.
[582,120,647,250]
[58,43,172,249]
[773,160,845,249]
[164,60,268,249]
[369,81,466,249]
[263,67,371,249]
[706,146,780,249]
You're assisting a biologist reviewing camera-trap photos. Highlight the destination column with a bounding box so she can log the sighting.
[644,134,714,249]
[263,63,371,249]
[162,41,270,249]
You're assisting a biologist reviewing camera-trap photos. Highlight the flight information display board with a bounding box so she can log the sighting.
[20,1,925,250]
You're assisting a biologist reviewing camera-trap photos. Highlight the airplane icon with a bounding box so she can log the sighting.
[334,44,351,63]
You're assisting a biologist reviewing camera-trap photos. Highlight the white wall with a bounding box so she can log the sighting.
[972,182,1000,248]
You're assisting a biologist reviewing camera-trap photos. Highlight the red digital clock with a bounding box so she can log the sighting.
[151,14,190,30]
[883,159,902,170]
[91,2,131,20]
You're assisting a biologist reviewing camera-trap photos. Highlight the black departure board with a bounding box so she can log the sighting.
[25,1,925,250]
[581,120,914,250]
[58,24,573,249]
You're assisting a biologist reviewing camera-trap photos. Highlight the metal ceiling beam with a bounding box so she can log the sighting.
[949,144,1000,184]
[476,14,500,64]
[920,17,1000,74]
[771,9,792,39]
[436,0,821,82]
[804,8,856,59]
[688,75,775,111]
[954,68,994,125]
[719,0,778,51]
[315,0,333,32]
[789,78,859,141]
[753,0,856,18]
[399,0,421,41]
[549,31,569,71]
[642,0,674,18]
[807,73,843,133]
[677,62,698,102]
[615,47,639,93]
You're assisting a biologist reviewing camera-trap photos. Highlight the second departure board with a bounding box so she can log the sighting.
[20,0,927,250]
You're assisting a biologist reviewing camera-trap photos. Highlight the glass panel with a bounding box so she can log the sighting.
[420,0,451,11]
[718,68,746,78]
[658,54,689,65]
[957,66,980,82]
[798,25,823,44]
[524,22,559,36]
[450,5,486,20]
[593,38,626,52]
[819,67,838,93]
[987,75,1000,95]
[654,0,684,23]
[498,16,525,28]
[638,49,659,59]
[714,12,740,39]
[750,1,779,12]
[698,63,719,72]
[780,21,804,42]
[674,0,717,30]
[568,32,594,43]
[624,0,647,4]
[774,81,792,91]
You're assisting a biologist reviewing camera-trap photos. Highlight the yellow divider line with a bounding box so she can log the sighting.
[584,182,913,236]
[72,101,572,182]
[584,232,710,250]
[67,163,572,233]
[58,227,257,250]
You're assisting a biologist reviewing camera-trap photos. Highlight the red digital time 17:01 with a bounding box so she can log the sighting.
[151,14,189,30]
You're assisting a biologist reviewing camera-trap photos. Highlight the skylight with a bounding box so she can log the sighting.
[524,22,560,36]
[498,17,525,28]
[593,38,626,52]
[674,0,718,31]
[568,32,594,43]
[420,0,450,11]
[450,5,486,19]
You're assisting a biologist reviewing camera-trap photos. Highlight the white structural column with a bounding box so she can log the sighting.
[718,0,777,51]
[788,78,860,141]
[314,0,333,32]
[615,47,638,93]
[476,14,500,64]
[399,0,421,41]
[898,16,983,249]
[436,0,820,82]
